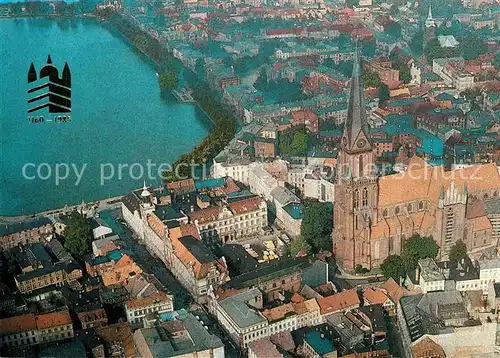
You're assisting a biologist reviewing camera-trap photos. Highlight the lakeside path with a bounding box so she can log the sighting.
[0,194,125,224]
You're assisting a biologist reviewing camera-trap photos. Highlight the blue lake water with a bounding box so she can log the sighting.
[0,18,210,215]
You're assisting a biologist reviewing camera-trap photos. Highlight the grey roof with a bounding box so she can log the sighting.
[484,198,500,215]
[137,313,223,357]
[0,217,52,237]
[46,238,73,263]
[270,186,300,207]
[480,258,500,270]
[342,45,371,153]
[418,258,445,282]
[218,288,266,329]
[178,236,218,264]
[400,294,425,343]
[417,291,468,321]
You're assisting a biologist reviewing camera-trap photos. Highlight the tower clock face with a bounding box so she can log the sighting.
[357,139,366,148]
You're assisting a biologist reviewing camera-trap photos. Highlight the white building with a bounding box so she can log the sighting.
[416,258,446,293]
[125,292,173,326]
[248,164,279,201]
[270,186,303,237]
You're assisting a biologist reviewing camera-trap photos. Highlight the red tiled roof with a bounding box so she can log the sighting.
[227,196,262,215]
[36,311,72,330]
[188,206,221,224]
[318,289,360,315]
[0,314,36,335]
[363,288,390,305]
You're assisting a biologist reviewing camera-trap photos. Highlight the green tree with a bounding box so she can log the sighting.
[494,52,500,70]
[460,35,488,60]
[381,255,404,281]
[363,70,382,88]
[158,70,178,90]
[301,201,332,252]
[290,236,312,257]
[345,0,359,8]
[279,125,308,156]
[424,38,459,63]
[254,67,268,91]
[401,234,439,270]
[63,211,91,256]
[386,22,402,39]
[378,83,390,103]
[449,240,467,262]
[410,30,424,56]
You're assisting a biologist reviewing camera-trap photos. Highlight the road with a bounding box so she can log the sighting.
[102,209,193,310]
[103,209,245,357]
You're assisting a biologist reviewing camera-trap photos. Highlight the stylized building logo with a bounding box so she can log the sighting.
[27,55,71,113]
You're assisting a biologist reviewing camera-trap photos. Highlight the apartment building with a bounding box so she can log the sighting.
[0,218,53,250]
[0,311,73,349]
[125,292,173,326]
[187,196,267,244]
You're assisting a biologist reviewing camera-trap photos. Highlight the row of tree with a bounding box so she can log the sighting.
[164,83,237,181]
[381,235,469,281]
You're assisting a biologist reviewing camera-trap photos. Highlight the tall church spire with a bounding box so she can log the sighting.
[342,43,371,153]
[425,5,436,28]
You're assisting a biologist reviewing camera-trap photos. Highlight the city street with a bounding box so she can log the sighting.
[101,209,244,357]
[101,209,192,310]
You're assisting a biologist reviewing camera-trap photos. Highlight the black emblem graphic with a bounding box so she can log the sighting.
[27,55,71,113]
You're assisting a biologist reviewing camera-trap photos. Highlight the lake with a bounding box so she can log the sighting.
[0,18,210,215]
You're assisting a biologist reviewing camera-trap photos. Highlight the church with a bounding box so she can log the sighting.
[333,49,500,270]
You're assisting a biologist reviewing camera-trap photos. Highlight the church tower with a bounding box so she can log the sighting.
[333,47,378,270]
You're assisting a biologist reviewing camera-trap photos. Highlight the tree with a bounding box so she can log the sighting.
[401,234,439,270]
[460,35,487,60]
[449,240,467,262]
[385,22,402,39]
[63,211,91,256]
[301,201,332,252]
[254,67,268,91]
[363,70,382,88]
[378,83,390,104]
[410,30,424,56]
[158,70,178,90]
[279,126,308,156]
[381,255,404,281]
[494,52,500,71]
[290,236,312,257]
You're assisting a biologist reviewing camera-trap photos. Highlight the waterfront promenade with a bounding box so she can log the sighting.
[0,194,125,224]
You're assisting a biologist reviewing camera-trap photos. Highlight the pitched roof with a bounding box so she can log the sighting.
[169,224,225,279]
[470,215,493,231]
[36,311,72,330]
[218,288,266,329]
[412,336,446,358]
[0,314,36,335]
[363,288,390,305]
[227,196,262,215]
[317,289,360,315]
[125,292,171,310]
[380,278,404,304]
[248,337,283,358]
[378,163,500,207]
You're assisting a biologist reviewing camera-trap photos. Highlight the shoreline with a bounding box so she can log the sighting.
[1,14,227,220]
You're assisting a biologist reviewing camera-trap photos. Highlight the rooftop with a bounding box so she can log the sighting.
[304,331,335,355]
[218,288,266,329]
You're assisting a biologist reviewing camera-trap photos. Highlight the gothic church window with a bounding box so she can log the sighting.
[353,190,359,209]
[418,201,424,210]
[362,188,368,206]
[395,206,400,215]
[383,209,388,217]
[359,155,364,177]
